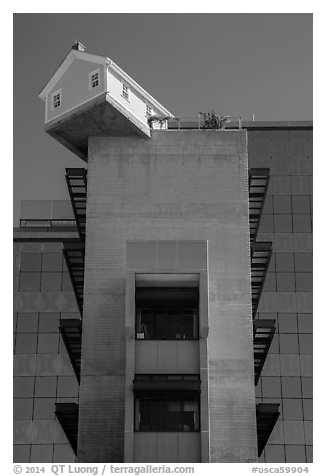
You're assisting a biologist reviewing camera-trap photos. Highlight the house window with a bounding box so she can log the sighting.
[135,397,200,432]
[89,69,100,90]
[145,104,152,117]
[135,287,199,340]
[51,90,62,110]
[122,83,129,100]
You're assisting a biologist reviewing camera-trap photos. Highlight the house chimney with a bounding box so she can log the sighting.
[72,41,86,52]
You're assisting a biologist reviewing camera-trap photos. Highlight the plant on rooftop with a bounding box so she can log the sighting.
[199,111,231,129]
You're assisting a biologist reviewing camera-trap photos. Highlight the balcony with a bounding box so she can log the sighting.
[256,403,280,456]
[59,319,82,382]
[63,241,85,314]
[251,242,273,318]
[55,403,79,455]
[65,168,87,241]
[253,319,276,384]
[249,169,270,242]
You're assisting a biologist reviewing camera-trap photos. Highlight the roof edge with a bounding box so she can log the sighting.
[106,59,173,117]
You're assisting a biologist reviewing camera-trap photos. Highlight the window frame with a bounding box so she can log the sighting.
[134,395,200,432]
[122,82,130,101]
[50,89,62,111]
[135,287,199,341]
[89,68,101,91]
[145,103,152,117]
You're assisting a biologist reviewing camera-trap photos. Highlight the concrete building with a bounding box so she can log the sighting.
[13,43,312,463]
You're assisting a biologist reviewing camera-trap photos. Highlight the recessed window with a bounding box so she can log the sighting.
[122,83,129,100]
[135,287,199,340]
[51,90,62,110]
[135,397,200,432]
[89,69,100,90]
[145,104,152,117]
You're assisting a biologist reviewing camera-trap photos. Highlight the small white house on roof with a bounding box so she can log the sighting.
[39,42,173,161]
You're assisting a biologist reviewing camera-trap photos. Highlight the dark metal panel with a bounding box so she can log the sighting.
[256,403,280,456]
[55,403,79,455]
[134,375,201,395]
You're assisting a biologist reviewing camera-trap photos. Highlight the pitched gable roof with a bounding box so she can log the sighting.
[38,49,107,99]
[39,47,173,117]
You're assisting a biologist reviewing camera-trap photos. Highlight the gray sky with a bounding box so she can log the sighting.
[13,13,312,224]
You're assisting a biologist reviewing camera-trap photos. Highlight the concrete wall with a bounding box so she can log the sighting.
[135,341,199,373]
[124,241,207,463]
[46,59,105,123]
[134,433,201,463]
[78,130,256,463]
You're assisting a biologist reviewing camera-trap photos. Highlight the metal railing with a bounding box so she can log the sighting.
[150,115,243,131]
[20,218,77,228]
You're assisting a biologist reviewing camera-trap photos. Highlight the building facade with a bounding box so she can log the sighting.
[13,43,312,463]
[248,125,313,463]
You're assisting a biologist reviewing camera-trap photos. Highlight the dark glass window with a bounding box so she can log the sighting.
[291,176,310,195]
[293,214,311,233]
[136,288,199,340]
[38,312,60,333]
[285,445,306,463]
[42,253,63,272]
[262,196,273,214]
[278,314,297,333]
[302,377,313,398]
[17,313,38,333]
[62,273,73,291]
[294,253,313,272]
[30,445,53,463]
[279,334,299,354]
[263,273,276,291]
[258,214,273,232]
[275,253,294,272]
[265,445,285,463]
[303,399,313,420]
[37,334,59,353]
[282,399,303,420]
[35,377,57,397]
[41,273,62,291]
[15,334,37,354]
[273,196,291,214]
[261,377,281,398]
[272,176,291,195]
[298,314,313,333]
[274,215,292,233]
[19,273,41,291]
[299,334,313,354]
[14,377,35,398]
[36,354,58,376]
[13,398,33,420]
[296,273,313,291]
[13,444,30,463]
[292,196,310,214]
[281,377,302,398]
[135,397,199,432]
[53,444,75,462]
[57,376,78,397]
[20,253,42,272]
[276,273,295,291]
